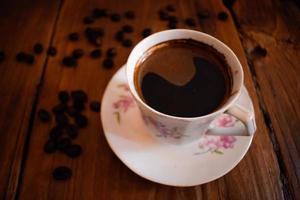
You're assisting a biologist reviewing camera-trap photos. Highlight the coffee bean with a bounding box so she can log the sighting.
[44,139,57,154]
[62,56,77,67]
[38,109,51,122]
[84,27,104,46]
[114,31,124,42]
[49,125,63,140]
[110,13,121,22]
[83,16,94,24]
[57,137,71,151]
[72,48,84,59]
[68,32,79,41]
[167,21,177,29]
[24,54,35,64]
[55,113,69,126]
[217,12,228,21]
[58,91,69,103]
[223,0,236,9]
[16,52,26,62]
[90,101,101,112]
[65,124,78,139]
[75,114,88,128]
[166,4,175,12]
[197,10,210,19]
[251,45,267,58]
[73,100,85,112]
[158,10,169,21]
[106,48,117,58]
[185,18,196,27]
[0,50,5,63]
[71,90,88,103]
[124,10,135,19]
[64,144,82,158]
[90,49,102,58]
[33,43,43,54]
[53,166,72,181]
[168,16,178,23]
[47,46,57,56]
[122,39,133,47]
[52,103,68,114]
[141,28,152,38]
[122,25,133,33]
[92,8,107,18]
[102,58,114,69]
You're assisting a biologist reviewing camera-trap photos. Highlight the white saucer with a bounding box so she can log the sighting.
[101,66,254,186]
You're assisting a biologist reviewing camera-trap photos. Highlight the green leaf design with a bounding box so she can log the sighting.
[113,112,121,124]
[213,149,224,154]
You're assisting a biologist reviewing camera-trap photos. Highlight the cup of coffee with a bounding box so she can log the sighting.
[126,29,256,144]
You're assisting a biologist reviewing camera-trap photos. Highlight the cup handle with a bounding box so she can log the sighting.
[207,103,256,136]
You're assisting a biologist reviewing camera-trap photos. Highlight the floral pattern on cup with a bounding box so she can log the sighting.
[112,84,135,123]
[195,135,237,155]
[215,115,237,128]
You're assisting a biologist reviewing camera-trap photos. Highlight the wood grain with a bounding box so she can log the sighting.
[0,1,61,199]
[231,0,300,199]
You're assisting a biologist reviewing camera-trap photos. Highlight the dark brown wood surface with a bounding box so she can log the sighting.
[0,0,298,199]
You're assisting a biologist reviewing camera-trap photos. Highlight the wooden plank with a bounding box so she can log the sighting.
[18,0,283,199]
[0,1,62,199]
[231,0,300,198]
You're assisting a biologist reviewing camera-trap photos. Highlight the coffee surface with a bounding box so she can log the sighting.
[135,39,232,117]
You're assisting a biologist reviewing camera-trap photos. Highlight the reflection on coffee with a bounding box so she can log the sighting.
[134,39,232,117]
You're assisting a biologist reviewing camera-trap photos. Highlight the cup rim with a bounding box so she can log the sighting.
[126,29,243,121]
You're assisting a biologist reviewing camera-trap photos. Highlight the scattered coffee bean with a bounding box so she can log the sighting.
[52,103,68,114]
[47,46,57,56]
[168,16,178,23]
[185,18,196,27]
[106,48,117,58]
[90,101,101,112]
[84,27,104,46]
[110,13,121,22]
[16,52,26,62]
[223,0,236,9]
[38,109,51,122]
[57,137,71,151]
[0,50,5,63]
[62,56,77,67]
[65,124,78,139]
[114,31,124,42]
[73,100,85,112]
[92,8,107,18]
[90,49,102,58]
[167,21,177,29]
[122,39,133,47]
[217,12,228,21]
[83,16,94,24]
[33,43,43,54]
[102,58,114,69]
[49,125,63,140]
[166,4,175,12]
[44,139,57,154]
[24,54,35,64]
[64,144,82,158]
[75,114,88,128]
[197,10,210,19]
[58,91,69,103]
[55,113,69,126]
[158,10,169,21]
[122,25,133,33]
[124,10,135,19]
[142,28,152,38]
[53,166,72,181]
[251,45,267,58]
[71,90,88,103]
[72,48,84,59]
[68,32,79,41]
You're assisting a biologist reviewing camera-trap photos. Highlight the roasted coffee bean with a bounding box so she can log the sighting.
[55,113,69,125]
[251,45,267,58]
[102,58,114,69]
[64,144,82,158]
[124,10,135,19]
[122,25,133,33]
[57,137,71,151]
[53,166,72,181]
[184,18,196,27]
[33,43,43,54]
[83,16,94,24]
[90,101,101,112]
[75,114,88,128]
[38,109,51,122]
[167,21,177,29]
[44,139,57,154]
[166,4,175,12]
[65,124,78,139]
[71,90,88,103]
[24,54,35,64]
[158,10,169,21]
[84,27,104,46]
[58,91,69,103]
[106,48,117,58]
[52,103,68,114]
[68,32,79,41]
[72,48,84,59]
[122,39,132,47]
[92,8,107,18]
[141,28,152,38]
[0,50,5,63]
[90,49,102,58]
[197,10,210,19]
[110,13,121,22]
[47,46,57,56]
[114,31,124,41]
[49,125,63,140]
[217,12,228,21]
[16,52,26,62]
[62,56,77,67]
[73,100,85,112]
[168,16,178,23]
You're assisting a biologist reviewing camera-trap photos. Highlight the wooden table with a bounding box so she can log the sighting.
[0,0,299,199]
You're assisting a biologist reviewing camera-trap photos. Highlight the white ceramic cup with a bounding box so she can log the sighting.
[126,29,256,144]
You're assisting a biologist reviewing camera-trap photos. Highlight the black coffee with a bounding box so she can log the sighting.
[135,39,232,117]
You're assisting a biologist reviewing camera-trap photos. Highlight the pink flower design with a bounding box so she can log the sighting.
[113,95,134,112]
[215,115,236,127]
[220,136,236,149]
[196,135,237,155]
[118,84,130,91]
